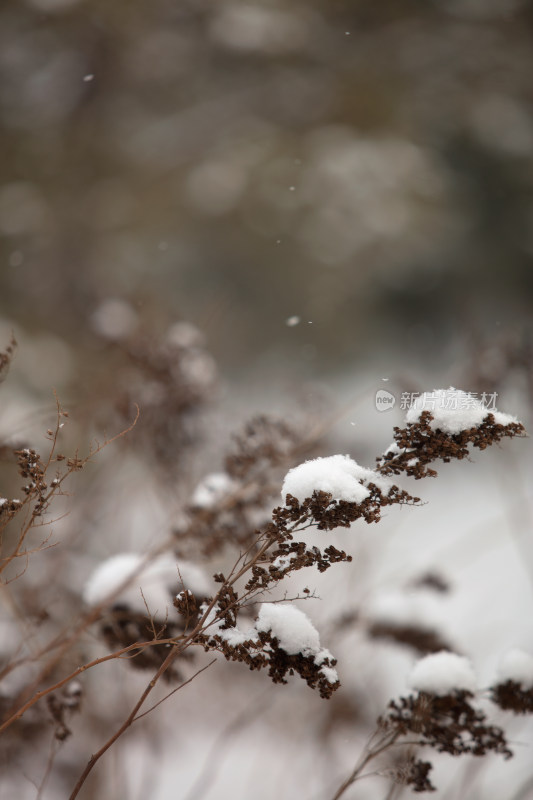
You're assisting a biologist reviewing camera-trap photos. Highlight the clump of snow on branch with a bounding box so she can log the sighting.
[202,602,339,684]
[84,553,211,618]
[281,454,390,503]
[256,603,321,655]
[405,388,518,435]
[497,649,533,689]
[201,605,259,647]
[191,472,236,509]
[257,603,338,683]
[409,651,477,696]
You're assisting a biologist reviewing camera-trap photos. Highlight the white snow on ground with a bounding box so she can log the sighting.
[497,649,533,689]
[405,387,518,434]
[408,651,477,695]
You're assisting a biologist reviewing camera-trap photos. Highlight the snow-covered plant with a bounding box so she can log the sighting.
[491,649,533,714]
[0,332,529,800]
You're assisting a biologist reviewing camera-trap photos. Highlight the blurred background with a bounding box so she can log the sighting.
[1,1,533,799]
[1,0,533,391]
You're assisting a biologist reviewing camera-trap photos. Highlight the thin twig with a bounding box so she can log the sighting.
[182,688,272,800]
[36,735,61,800]
[69,642,181,799]
[330,730,401,800]
[0,636,179,734]
[133,659,216,722]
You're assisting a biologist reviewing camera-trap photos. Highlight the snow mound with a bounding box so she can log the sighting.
[191,472,236,509]
[281,454,390,504]
[203,602,339,685]
[409,651,477,695]
[497,649,533,689]
[256,603,321,656]
[405,388,517,435]
[84,553,210,618]
[256,603,338,684]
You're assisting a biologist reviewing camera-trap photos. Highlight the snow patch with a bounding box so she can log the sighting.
[405,388,518,435]
[497,648,533,689]
[84,553,210,618]
[256,603,321,656]
[191,472,236,509]
[409,651,477,695]
[281,454,391,504]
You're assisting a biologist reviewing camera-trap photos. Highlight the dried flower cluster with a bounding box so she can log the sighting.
[367,621,452,656]
[175,415,307,559]
[46,682,82,742]
[196,612,340,700]
[95,317,217,475]
[0,333,16,384]
[383,690,512,759]
[224,415,303,481]
[385,756,436,793]
[491,681,533,714]
[378,410,524,480]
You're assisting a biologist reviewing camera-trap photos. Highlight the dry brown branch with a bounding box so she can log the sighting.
[0,637,180,734]
[68,643,182,800]
[0,403,140,577]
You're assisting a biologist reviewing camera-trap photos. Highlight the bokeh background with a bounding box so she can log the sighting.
[1,0,533,388]
[1,1,533,799]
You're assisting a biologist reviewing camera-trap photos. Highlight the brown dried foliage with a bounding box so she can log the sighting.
[0,334,16,384]
[176,415,308,560]
[387,756,436,793]
[490,681,533,715]
[378,411,525,480]
[99,608,183,681]
[383,691,512,759]
[197,626,339,700]
[224,415,302,480]
[102,324,216,474]
[46,682,82,742]
[409,571,450,594]
[367,621,453,656]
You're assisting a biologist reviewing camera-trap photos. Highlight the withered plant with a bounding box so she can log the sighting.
[0,332,530,800]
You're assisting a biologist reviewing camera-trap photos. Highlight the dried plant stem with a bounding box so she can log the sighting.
[1,523,277,734]
[0,403,139,576]
[36,735,60,800]
[331,729,401,800]
[183,689,271,800]
[68,648,214,799]
[66,519,309,797]
[510,773,533,800]
[1,531,179,723]
[132,658,216,722]
[0,636,179,734]
[68,644,180,799]
[383,782,402,800]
